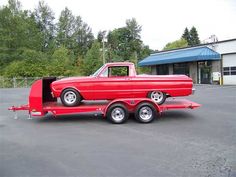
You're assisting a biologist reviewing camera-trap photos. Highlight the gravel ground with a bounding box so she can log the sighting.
[0,85,236,177]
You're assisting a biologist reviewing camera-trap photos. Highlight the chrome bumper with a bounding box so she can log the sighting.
[192,88,196,95]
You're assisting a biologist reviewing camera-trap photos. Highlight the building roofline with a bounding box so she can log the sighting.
[152,38,236,55]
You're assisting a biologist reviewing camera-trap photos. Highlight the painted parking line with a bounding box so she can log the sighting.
[194,85,236,89]
[205,86,236,90]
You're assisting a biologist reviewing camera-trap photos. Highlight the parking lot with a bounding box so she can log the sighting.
[0,85,236,177]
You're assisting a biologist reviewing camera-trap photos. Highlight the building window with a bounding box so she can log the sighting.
[156,65,169,75]
[173,63,189,76]
[224,66,236,75]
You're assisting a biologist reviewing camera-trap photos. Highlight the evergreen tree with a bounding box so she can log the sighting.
[182,27,200,46]
[182,27,191,45]
[189,26,200,46]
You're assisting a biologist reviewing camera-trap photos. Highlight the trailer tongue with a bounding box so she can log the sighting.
[8,78,201,123]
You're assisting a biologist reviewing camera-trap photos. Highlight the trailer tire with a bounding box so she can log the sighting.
[135,102,157,123]
[61,88,81,107]
[107,104,129,124]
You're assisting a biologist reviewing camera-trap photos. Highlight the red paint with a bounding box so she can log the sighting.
[50,62,193,100]
[28,79,44,115]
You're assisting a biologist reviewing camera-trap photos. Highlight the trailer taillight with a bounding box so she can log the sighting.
[31,111,42,116]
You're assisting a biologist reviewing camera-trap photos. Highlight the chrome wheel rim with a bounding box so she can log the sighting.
[150,91,164,104]
[111,108,125,122]
[64,91,76,104]
[139,106,153,121]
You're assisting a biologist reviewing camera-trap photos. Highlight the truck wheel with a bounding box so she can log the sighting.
[61,88,81,107]
[107,104,129,124]
[135,102,157,123]
[148,91,166,105]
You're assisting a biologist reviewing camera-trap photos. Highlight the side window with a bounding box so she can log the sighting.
[99,66,129,77]
[109,66,129,77]
[100,68,108,77]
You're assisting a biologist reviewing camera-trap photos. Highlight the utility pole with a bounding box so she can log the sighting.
[102,38,105,64]
[102,32,107,64]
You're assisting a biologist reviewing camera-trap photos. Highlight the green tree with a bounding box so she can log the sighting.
[49,47,75,76]
[34,0,55,52]
[72,16,94,57]
[106,18,144,63]
[137,45,152,74]
[56,7,94,57]
[4,49,47,77]
[56,7,74,48]
[182,27,201,46]
[0,0,43,71]
[189,26,200,46]
[163,38,188,50]
[107,27,133,61]
[182,27,191,45]
[126,18,141,40]
[81,41,102,76]
[8,0,21,15]
[97,30,106,43]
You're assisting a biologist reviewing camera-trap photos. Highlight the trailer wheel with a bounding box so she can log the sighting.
[135,102,157,123]
[61,88,81,107]
[107,104,129,124]
[148,91,166,105]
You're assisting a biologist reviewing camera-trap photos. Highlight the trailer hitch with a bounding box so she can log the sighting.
[8,104,32,120]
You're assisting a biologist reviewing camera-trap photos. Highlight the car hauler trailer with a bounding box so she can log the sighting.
[8,77,201,124]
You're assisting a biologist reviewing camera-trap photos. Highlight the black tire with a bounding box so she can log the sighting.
[148,91,166,105]
[135,102,157,123]
[60,88,81,107]
[106,104,129,124]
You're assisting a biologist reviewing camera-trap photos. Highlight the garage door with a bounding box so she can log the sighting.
[223,54,236,85]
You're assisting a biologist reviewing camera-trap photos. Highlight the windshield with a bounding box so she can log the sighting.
[92,65,105,77]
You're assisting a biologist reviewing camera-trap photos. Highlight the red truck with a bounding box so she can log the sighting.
[8,62,200,124]
[51,62,194,107]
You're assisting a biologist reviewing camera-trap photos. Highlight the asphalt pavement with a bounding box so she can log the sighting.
[0,85,236,177]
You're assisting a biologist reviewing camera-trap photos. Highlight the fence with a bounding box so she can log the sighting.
[0,77,41,88]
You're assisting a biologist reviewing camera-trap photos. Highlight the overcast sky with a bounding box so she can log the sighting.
[1,0,236,50]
